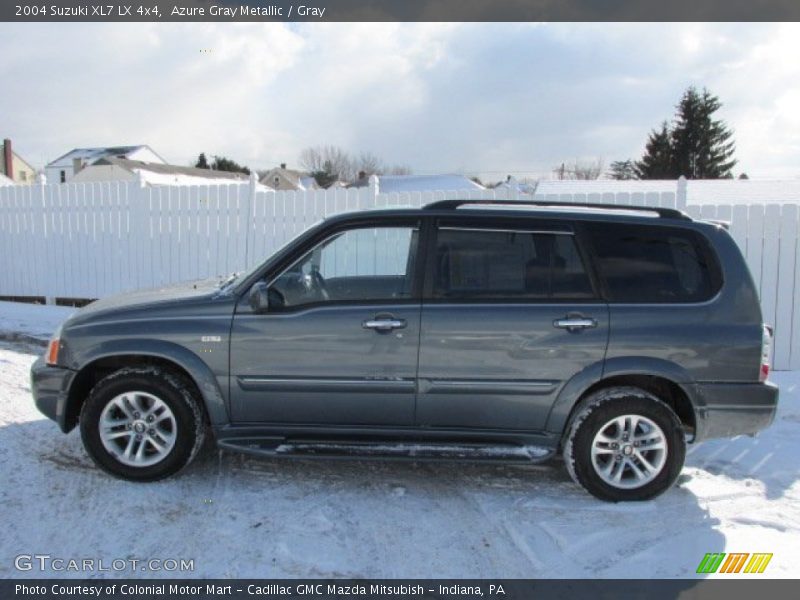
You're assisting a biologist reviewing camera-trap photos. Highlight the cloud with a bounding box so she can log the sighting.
[1,22,798,179]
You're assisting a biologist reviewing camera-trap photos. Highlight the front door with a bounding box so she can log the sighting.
[230,222,422,425]
[417,220,609,431]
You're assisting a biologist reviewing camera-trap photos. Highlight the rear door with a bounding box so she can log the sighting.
[416,218,609,431]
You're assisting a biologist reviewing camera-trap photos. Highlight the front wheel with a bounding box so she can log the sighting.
[564,387,686,501]
[79,367,206,481]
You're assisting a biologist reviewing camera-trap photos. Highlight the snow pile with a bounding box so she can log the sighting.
[0,300,75,342]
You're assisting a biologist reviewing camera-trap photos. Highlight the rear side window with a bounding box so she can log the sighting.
[431,227,595,301]
[585,223,721,303]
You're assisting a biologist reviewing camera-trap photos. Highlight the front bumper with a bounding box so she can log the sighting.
[30,356,76,432]
[692,381,779,442]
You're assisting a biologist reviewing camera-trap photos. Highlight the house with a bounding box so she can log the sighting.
[259,164,319,191]
[71,157,249,186]
[493,176,538,195]
[45,145,165,184]
[1,138,37,184]
[348,174,485,193]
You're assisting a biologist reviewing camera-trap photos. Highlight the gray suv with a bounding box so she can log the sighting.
[31,200,779,501]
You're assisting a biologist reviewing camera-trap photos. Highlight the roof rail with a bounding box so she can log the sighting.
[423,199,691,220]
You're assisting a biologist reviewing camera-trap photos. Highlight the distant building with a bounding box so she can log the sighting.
[348,174,485,193]
[1,138,37,184]
[259,164,319,191]
[493,176,538,195]
[71,157,249,186]
[45,145,165,184]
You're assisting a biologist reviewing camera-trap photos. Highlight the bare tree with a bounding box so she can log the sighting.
[299,145,412,183]
[355,152,383,177]
[553,158,604,180]
[298,145,354,182]
[386,164,412,176]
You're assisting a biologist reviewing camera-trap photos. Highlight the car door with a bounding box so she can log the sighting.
[230,219,422,426]
[416,218,609,431]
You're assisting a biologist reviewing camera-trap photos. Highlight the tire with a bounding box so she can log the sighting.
[79,366,206,482]
[563,386,686,501]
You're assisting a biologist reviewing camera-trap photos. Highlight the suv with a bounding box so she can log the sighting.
[31,200,778,501]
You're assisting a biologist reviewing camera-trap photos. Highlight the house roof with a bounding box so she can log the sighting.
[259,166,318,191]
[46,145,166,168]
[90,157,249,184]
[349,174,485,193]
[533,178,800,205]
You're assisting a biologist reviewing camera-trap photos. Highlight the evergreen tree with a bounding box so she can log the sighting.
[195,152,209,169]
[608,159,638,180]
[210,155,250,175]
[636,122,674,179]
[670,87,736,178]
[311,160,338,188]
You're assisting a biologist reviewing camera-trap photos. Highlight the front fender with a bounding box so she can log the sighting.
[67,338,229,428]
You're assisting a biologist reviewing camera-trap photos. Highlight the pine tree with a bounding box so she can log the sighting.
[636,122,674,179]
[210,155,250,175]
[195,153,209,169]
[608,159,638,180]
[670,87,736,178]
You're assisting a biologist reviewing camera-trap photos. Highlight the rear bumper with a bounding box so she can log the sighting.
[692,381,779,442]
[30,356,76,433]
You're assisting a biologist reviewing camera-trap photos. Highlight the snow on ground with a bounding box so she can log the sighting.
[0,303,798,579]
[0,300,75,342]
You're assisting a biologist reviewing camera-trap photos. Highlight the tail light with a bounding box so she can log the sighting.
[760,325,773,382]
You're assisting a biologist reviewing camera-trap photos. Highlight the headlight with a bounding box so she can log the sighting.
[45,326,62,366]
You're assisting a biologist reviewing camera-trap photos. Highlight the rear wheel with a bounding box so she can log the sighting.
[564,387,686,501]
[79,367,205,481]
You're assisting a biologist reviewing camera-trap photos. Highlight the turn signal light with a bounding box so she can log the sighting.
[46,338,60,366]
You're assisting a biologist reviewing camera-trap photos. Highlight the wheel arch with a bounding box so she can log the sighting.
[63,340,228,433]
[546,357,699,446]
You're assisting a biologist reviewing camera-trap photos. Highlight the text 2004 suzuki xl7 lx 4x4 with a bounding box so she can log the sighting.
[31,200,778,501]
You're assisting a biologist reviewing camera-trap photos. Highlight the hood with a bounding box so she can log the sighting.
[67,277,225,324]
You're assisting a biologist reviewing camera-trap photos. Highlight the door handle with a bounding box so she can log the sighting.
[553,317,597,332]
[362,318,407,332]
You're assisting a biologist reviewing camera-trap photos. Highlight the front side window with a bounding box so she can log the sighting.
[268,225,417,308]
[432,227,595,301]
[585,223,721,303]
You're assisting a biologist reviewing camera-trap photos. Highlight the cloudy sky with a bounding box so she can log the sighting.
[2,22,799,181]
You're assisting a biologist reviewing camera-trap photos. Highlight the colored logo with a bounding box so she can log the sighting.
[696,553,773,574]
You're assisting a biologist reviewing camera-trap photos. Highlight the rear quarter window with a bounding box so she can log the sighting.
[585,223,722,303]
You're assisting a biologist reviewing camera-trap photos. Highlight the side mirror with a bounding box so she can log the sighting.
[248,281,270,313]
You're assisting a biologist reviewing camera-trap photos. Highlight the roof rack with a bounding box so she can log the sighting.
[423,199,691,220]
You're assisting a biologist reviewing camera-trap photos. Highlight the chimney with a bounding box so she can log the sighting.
[280,163,286,170]
[73,158,85,174]
[3,139,12,180]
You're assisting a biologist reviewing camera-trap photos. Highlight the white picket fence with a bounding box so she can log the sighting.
[1,177,798,369]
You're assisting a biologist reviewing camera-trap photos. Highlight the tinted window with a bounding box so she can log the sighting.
[432,228,594,301]
[269,226,417,308]
[586,223,720,303]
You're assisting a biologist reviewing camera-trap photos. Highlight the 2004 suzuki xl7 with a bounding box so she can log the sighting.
[31,200,779,501]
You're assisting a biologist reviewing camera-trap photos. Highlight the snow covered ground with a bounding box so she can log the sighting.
[0,301,798,579]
